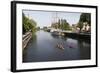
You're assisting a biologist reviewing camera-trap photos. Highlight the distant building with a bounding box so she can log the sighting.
[81,22,91,32]
[76,27,80,33]
[71,24,78,33]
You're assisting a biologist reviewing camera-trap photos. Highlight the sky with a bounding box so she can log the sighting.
[23,10,81,28]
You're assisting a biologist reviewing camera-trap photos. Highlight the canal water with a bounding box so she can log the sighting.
[23,30,91,63]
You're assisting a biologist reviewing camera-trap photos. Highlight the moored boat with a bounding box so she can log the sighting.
[51,31,65,36]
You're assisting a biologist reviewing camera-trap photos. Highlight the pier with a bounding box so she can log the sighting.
[62,31,91,39]
[49,28,91,39]
[22,31,32,50]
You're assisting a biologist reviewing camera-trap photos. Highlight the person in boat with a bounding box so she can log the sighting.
[56,43,64,50]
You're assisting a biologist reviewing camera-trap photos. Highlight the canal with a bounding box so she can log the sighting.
[23,30,91,63]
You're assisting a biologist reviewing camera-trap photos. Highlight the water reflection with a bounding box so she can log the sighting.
[23,30,91,63]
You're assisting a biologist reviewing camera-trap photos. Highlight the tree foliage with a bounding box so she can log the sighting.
[22,13,37,34]
[77,13,91,30]
[51,19,71,30]
[79,13,91,25]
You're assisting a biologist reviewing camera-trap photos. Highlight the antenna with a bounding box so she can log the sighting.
[28,13,29,19]
[52,11,59,24]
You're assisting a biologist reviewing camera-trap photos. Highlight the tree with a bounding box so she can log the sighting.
[77,13,91,31]
[77,22,83,30]
[60,19,70,30]
[22,13,37,34]
[51,19,71,30]
[37,27,40,30]
[79,13,91,25]
[43,26,47,30]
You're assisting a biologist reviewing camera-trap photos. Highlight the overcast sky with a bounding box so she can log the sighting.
[23,10,81,28]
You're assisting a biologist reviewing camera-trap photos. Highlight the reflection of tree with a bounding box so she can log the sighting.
[23,33,37,62]
[32,33,37,43]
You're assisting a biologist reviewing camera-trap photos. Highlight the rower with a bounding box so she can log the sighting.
[56,43,64,50]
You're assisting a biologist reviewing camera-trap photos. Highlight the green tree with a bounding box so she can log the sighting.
[79,13,91,25]
[60,19,70,30]
[51,19,71,30]
[77,13,91,31]
[77,22,83,30]
[22,13,37,34]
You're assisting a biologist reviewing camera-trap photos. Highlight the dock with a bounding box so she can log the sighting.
[22,31,32,50]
